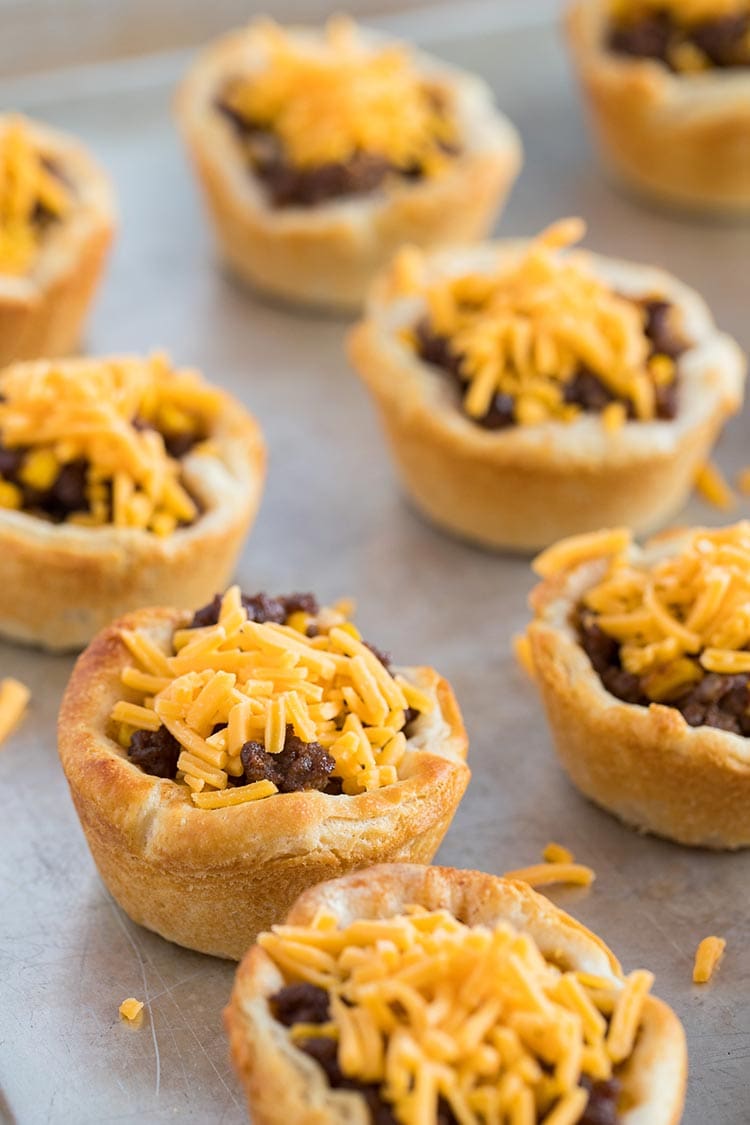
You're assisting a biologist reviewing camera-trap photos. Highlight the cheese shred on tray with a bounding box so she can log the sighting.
[112,587,434,806]
[261,904,653,1125]
[0,118,71,276]
[0,353,222,535]
[400,218,686,430]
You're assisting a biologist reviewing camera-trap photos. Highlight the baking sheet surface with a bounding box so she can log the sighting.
[1,10,750,1124]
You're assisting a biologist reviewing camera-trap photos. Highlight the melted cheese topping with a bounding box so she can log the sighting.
[0,354,221,534]
[221,18,457,175]
[402,220,676,427]
[0,118,71,275]
[260,904,653,1124]
[546,523,750,701]
[113,587,433,805]
[693,936,726,983]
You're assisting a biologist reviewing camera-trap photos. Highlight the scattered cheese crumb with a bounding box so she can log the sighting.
[694,461,736,510]
[504,862,595,888]
[119,998,144,1021]
[0,677,30,745]
[693,936,726,983]
[544,841,574,864]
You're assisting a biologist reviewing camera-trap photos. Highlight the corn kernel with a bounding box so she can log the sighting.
[158,403,195,435]
[0,480,22,509]
[18,448,59,491]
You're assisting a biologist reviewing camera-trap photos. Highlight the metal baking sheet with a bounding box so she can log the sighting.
[2,6,750,1123]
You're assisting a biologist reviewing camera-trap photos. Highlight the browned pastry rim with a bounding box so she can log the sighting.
[175,22,522,311]
[567,0,750,213]
[58,618,469,958]
[225,864,687,1124]
[0,114,115,366]
[349,239,745,552]
[0,358,265,651]
[529,527,750,848]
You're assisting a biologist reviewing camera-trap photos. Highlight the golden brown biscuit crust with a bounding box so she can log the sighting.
[175,25,522,312]
[0,115,115,366]
[0,358,265,651]
[225,864,687,1125]
[529,531,750,848]
[349,241,745,552]
[58,617,469,959]
[567,0,750,214]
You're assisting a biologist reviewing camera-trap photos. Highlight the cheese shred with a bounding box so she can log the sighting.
[0,677,29,745]
[693,936,726,983]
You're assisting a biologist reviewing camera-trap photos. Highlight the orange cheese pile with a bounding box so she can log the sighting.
[0,353,221,534]
[0,118,71,275]
[222,18,457,175]
[261,903,652,1125]
[545,523,750,703]
[113,586,432,807]
[402,219,678,428]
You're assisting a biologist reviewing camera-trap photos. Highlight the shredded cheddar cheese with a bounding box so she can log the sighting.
[0,118,71,275]
[260,904,653,1124]
[561,522,750,702]
[119,997,144,1021]
[504,863,595,889]
[0,353,221,534]
[402,220,680,427]
[0,677,29,745]
[695,461,736,511]
[693,936,726,983]
[113,588,432,803]
[222,18,457,176]
[544,842,575,865]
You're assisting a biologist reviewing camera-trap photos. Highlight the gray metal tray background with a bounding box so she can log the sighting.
[1,7,749,1123]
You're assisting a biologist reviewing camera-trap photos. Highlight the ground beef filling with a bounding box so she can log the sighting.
[608,11,750,70]
[270,984,622,1125]
[128,726,181,779]
[578,613,750,736]
[215,94,458,208]
[189,590,319,629]
[237,724,335,792]
[416,297,685,429]
[0,424,201,523]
